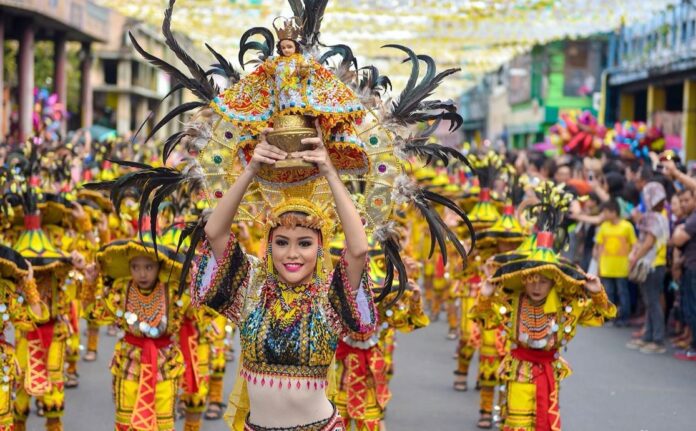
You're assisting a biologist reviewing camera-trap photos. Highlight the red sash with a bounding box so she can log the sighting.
[124,333,172,431]
[25,321,55,396]
[178,317,200,394]
[511,347,561,431]
[335,340,391,417]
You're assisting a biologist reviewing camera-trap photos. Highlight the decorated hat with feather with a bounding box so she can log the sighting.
[490,181,586,297]
[3,143,72,273]
[465,152,505,231]
[475,169,527,257]
[97,217,184,283]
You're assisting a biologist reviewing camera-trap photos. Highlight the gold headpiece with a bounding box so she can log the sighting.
[257,181,335,280]
[273,16,303,42]
[237,180,336,244]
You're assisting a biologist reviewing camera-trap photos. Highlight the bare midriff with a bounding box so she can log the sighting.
[247,383,334,427]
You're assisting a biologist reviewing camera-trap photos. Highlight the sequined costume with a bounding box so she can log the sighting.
[12,213,75,431]
[86,279,188,431]
[190,232,377,429]
[473,283,615,431]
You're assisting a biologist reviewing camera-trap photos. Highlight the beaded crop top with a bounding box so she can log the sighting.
[191,233,376,389]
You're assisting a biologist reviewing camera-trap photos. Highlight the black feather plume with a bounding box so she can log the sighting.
[144,101,207,144]
[162,0,217,97]
[128,32,211,102]
[319,44,358,72]
[239,27,274,68]
[359,65,392,96]
[205,43,240,83]
[84,160,194,257]
[176,218,208,296]
[376,238,409,306]
[384,45,462,131]
[402,142,470,168]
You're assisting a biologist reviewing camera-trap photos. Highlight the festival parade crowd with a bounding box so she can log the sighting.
[1,1,695,431]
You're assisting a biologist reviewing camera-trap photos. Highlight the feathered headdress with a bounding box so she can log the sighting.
[465,152,505,231]
[88,0,474,304]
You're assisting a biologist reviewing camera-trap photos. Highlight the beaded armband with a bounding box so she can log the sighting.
[192,234,250,317]
[80,276,100,303]
[590,289,610,310]
[21,278,41,305]
[327,253,376,335]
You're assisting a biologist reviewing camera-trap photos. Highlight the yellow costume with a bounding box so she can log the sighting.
[332,239,429,430]
[12,209,75,431]
[475,183,616,431]
[86,234,188,431]
[0,246,49,431]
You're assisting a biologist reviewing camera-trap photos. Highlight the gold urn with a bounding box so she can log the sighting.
[266,114,317,168]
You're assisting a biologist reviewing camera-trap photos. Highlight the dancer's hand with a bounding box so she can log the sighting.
[247,128,286,174]
[584,274,602,293]
[84,263,98,284]
[71,251,86,270]
[296,120,336,177]
[25,260,34,281]
[480,280,496,297]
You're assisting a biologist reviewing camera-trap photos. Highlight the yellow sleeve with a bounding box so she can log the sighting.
[627,222,637,246]
[578,290,617,327]
[383,291,430,333]
[471,294,504,330]
[4,279,49,331]
[594,223,605,245]
[83,278,128,326]
[406,292,430,330]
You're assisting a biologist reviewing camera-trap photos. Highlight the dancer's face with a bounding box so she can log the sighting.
[279,40,296,56]
[523,274,553,302]
[497,242,518,253]
[271,225,319,286]
[129,256,160,290]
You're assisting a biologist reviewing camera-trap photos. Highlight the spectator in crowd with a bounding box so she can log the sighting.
[595,200,637,326]
[627,182,670,354]
[666,168,696,361]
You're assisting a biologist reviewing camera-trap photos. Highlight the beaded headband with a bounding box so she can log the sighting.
[266,195,335,243]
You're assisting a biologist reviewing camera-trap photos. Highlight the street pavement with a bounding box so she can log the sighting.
[23,319,696,430]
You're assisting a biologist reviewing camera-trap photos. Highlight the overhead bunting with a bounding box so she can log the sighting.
[97,0,680,96]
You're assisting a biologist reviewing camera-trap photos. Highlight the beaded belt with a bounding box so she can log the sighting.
[241,361,329,390]
[244,405,344,431]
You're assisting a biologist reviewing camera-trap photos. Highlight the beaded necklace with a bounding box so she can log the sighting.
[518,294,555,349]
[264,279,321,330]
[124,281,168,338]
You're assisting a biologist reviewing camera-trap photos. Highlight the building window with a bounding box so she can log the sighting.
[132,62,140,87]
[563,41,601,97]
[103,59,118,85]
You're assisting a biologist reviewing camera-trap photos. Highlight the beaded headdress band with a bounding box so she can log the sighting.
[262,183,336,243]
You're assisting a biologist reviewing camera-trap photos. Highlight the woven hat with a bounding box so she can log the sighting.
[12,214,71,273]
[0,244,29,281]
[97,228,184,283]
